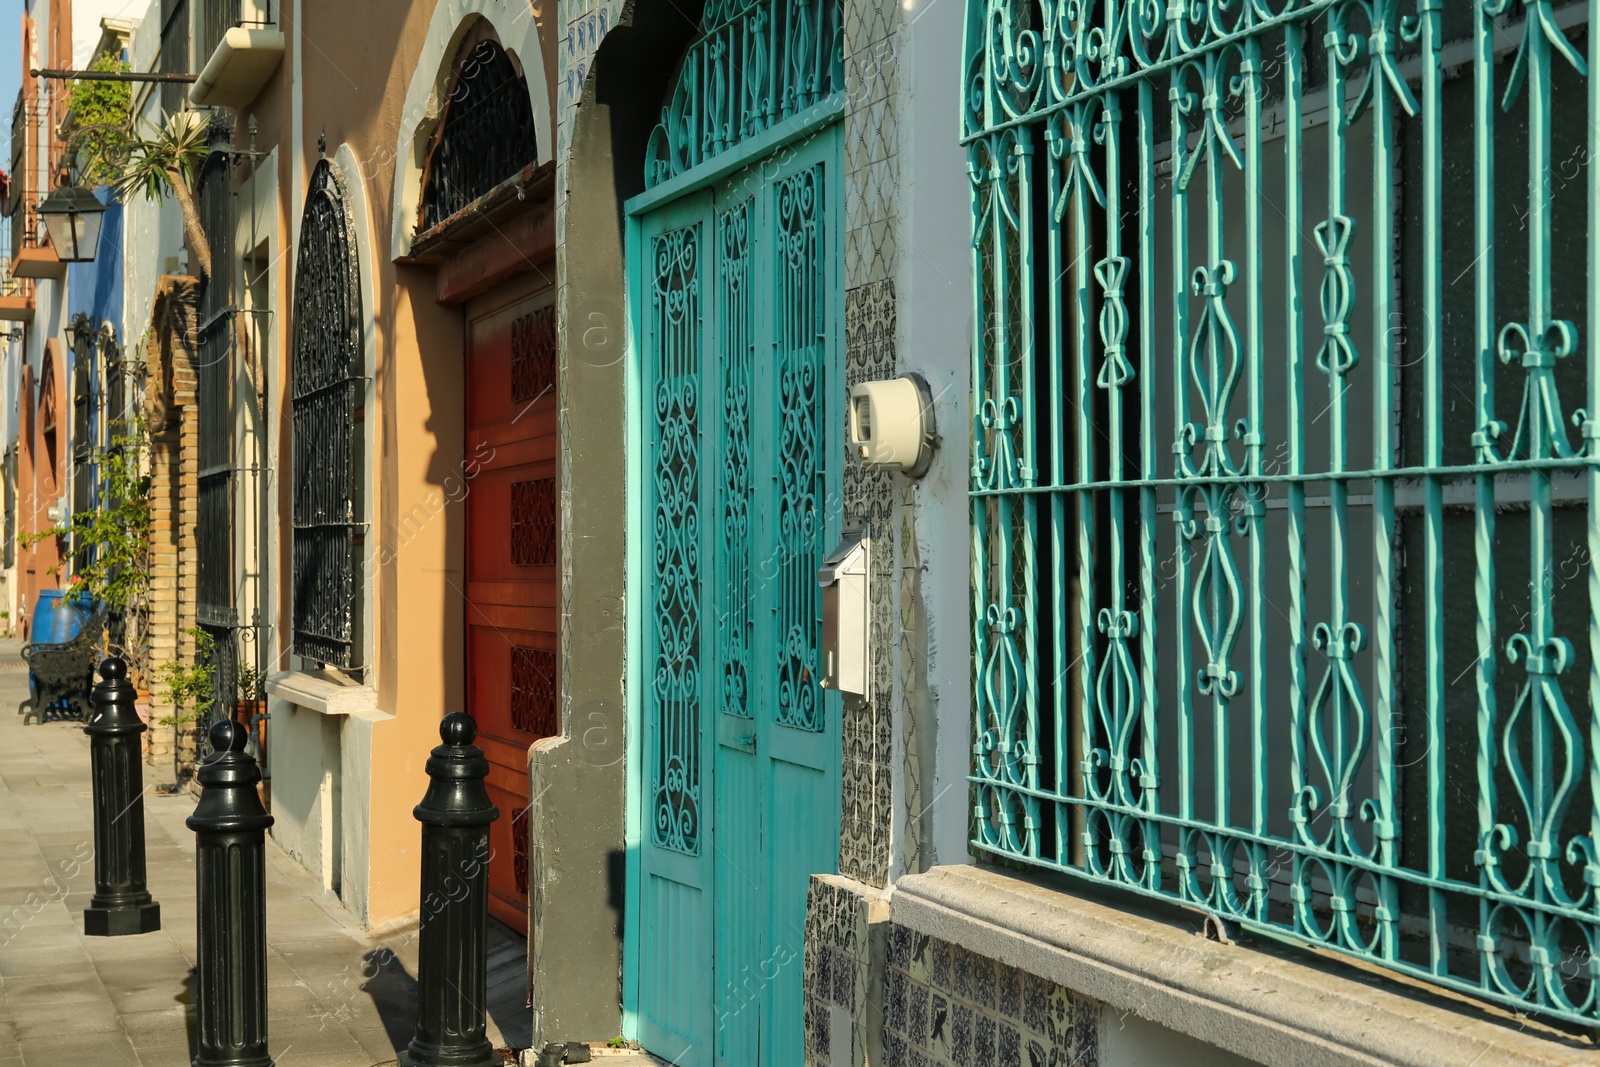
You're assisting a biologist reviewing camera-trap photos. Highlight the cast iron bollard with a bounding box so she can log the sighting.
[83,656,161,936]
[188,719,274,1067]
[400,713,501,1067]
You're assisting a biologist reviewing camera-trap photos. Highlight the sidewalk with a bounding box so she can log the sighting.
[0,644,532,1067]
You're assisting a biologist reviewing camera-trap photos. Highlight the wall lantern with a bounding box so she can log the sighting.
[38,185,107,263]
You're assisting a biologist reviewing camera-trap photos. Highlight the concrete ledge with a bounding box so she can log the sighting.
[891,864,1594,1067]
[265,669,383,718]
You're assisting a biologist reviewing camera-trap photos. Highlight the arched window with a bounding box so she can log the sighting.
[291,160,364,668]
[416,34,538,232]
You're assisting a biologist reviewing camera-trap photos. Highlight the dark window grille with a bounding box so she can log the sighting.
[198,0,239,65]
[196,135,234,634]
[4,447,15,572]
[416,37,538,233]
[70,319,93,571]
[105,335,127,439]
[291,159,363,668]
[158,0,189,118]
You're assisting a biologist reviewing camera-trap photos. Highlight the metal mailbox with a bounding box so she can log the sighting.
[817,519,870,697]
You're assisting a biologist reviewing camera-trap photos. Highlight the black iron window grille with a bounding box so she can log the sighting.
[291,158,364,669]
[197,0,273,68]
[70,316,95,571]
[3,446,14,571]
[158,0,190,117]
[416,37,538,233]
[196,136,235,634]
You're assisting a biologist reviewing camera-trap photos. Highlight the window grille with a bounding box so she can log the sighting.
[291,159,363,668]
[70,319,94,571]
[158,0,189,117]
[196,140,234,633]
[416,37,538,232]
[4,447,15,572]
[966,1,1600,1024]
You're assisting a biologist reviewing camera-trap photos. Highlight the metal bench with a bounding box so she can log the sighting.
[19,601,107,725]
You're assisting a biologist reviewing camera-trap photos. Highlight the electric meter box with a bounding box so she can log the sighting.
[848,373,939,478]
[818,520,870,698]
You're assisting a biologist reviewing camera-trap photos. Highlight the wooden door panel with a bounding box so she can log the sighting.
[465,461,559,586]
[464,282,557,939]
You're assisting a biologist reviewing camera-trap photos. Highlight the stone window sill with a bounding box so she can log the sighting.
[891,864,1593,1067]
[265,669,386,720]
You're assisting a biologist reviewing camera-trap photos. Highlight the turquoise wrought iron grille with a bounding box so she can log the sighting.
[649,221,704,856]
[644,0,843,189]
[965,0,1600,1024]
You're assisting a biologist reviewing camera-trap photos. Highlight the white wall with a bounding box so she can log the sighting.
[894,0,976,876]
[120,0,185,352]
[69,0,140,68]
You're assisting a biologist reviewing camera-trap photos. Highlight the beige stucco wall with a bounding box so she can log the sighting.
[276,0,557,928]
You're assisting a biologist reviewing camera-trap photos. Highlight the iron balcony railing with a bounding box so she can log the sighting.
[965,0,1600,1028]
[196,0,274,71]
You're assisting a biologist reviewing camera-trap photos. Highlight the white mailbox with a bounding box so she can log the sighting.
[818,520,870,697]
[848,372,939,478]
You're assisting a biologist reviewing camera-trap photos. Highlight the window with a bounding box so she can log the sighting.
[966,1,1600,1025]
[158,0,189,118]
[70,316,94,570]
[290,159,363,669]
[415,35,538,233]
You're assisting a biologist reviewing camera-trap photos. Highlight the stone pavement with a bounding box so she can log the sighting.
[0,640,534,1067]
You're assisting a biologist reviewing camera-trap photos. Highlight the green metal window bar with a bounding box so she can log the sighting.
[965,0,1600,1025]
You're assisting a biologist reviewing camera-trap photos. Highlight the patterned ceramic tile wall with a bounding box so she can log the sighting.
[841,280,898,888]
[883,925,1100,1067]
[805,875,890,1067]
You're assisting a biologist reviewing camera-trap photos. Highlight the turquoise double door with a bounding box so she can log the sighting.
[631,125,843,1066]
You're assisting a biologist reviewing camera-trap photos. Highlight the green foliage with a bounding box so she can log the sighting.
[155,626,216,727]
[105,111,207,206]
[22,417,153,683]
[607,1038,628,1050]
[237,662,265,702]
[24,418,151,611]
[66,53,133,188]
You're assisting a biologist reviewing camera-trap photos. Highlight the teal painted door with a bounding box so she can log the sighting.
[636,126,843,1067]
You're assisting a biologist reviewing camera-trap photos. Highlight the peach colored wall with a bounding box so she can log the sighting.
[285,0,556,926]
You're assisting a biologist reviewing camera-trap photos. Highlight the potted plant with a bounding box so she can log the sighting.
[154,626,215,790]
[235,662,267,776]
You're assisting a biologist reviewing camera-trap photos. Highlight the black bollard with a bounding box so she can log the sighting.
[83,656,161,936]
[188,720,274,1067]
[400,713,501,1067]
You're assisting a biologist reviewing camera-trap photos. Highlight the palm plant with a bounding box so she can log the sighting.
[100,112,213,283]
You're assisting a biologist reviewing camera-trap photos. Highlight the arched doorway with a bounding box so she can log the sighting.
[627,2,845,1062]
[407,24,556,938]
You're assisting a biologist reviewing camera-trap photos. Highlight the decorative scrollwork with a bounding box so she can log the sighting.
[774,166,826,733]
[649,223,703,856]
[1176,262,1244,479]
[645,0,842,188]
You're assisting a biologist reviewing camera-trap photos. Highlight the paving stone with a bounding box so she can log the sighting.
[0,654,530,1066]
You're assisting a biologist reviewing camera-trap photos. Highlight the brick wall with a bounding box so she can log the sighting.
[142,276,200,738]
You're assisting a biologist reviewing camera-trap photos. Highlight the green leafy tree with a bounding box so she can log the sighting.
[65,54,133,188]
[22,418,154,683]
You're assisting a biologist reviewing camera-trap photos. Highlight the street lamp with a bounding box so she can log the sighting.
[37,185,107,263]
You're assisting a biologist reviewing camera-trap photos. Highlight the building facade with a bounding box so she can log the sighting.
[8,1,1600,1065]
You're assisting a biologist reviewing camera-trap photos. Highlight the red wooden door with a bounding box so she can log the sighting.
[465,282,558,935]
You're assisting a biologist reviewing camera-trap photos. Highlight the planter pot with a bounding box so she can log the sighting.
[234,700,269,808]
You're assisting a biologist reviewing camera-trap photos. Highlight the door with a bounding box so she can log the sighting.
[635,127,843,1066]
[465,279,559,935]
